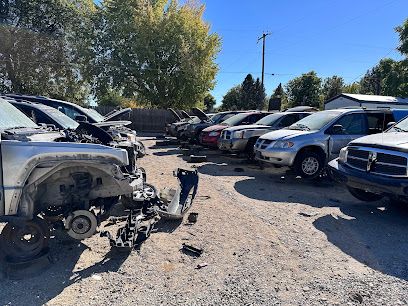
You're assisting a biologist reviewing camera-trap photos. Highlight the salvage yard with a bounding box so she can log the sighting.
[1,136,408,306]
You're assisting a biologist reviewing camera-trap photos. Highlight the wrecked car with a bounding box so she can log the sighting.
[218,112,311,158]
[328,114,408,203]
[166,108,200,137]
[0,98,199,261]
[5,94,146,159]
[178,108,246,143]
[199,111,271,148]
[254,108,408,179]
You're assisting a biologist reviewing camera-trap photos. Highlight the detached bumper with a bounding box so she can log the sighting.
[254,148,297,166]
[218,138,248,152]
[328,159,408,197]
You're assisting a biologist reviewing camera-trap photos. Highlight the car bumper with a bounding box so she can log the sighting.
[254,147,297,166]
[199,135,219,147]
[328,159,408,197]
[217,138,248,152]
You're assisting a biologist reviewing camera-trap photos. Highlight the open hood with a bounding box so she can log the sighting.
[104,108,131,121]
[180,110,192,119]
[191,107,209,121]
[93,120,132,127]
[168,108,182,121]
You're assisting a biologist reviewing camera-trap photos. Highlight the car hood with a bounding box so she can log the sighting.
[202,124,228,132]
[350,132,408,151]
[168,108,182,121]
[191,107,209,121]
[104,108,131,121]
[260,128,315,141]
[224,124,270,132]
[93,120,132,127]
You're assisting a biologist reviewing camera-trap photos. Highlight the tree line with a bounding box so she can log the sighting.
[0,0,220,108]
[220,18,408,111]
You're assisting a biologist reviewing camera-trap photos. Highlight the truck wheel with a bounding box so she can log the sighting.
[245,138,258,161]
[294,151,324,179]
[347,186,383,202]
[0,217,50,260]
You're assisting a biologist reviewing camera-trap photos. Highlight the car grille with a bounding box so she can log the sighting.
[346,147,408,177]
[255,139,273,150]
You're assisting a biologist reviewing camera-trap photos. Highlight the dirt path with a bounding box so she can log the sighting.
[1,137,408,305]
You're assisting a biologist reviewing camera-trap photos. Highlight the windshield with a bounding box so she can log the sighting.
[255,113,283,126]
[288,111,340,131]
[220,113,250,126]
[389,117,408,132]
[0,100,38,130]
[43,107,79,129]
[80,107,106,122]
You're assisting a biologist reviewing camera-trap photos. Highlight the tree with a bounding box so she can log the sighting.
[92,0,221,109]
[321,76,344,102]
[253,78,266,110]
[0,0,95,103]
[268,83,287,110]
[285,71,322,108]
[396,18,408,57]
[343,82,360,94]
[220,86,241,110]
[203,93,216,112]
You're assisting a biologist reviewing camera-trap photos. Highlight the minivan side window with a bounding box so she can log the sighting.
[332,113,367,135]
[278,114,299,127]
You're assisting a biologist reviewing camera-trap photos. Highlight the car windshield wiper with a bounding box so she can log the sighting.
[392,126,408,133]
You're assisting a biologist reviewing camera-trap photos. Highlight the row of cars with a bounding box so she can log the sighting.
[0,94,198,265]
[169,106,408,204]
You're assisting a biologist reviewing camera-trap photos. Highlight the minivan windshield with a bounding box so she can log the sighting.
[255,113,283,126]
[220,113,250,126]
[0,99,38,130]
[389,117,408,132]
[288,111,340,131]
[41,106,79,130]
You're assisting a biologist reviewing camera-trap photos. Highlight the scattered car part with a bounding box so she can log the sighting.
[189,155,207,163]
[182,243,203,256]
[65,210,98,240]
[187,212,198,223]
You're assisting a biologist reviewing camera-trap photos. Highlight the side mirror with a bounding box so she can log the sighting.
[57,106,65,114]
[75,115,88,122]
[386,122,396,129]
[330,124,345,135]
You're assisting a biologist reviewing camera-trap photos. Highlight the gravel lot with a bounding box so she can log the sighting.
[1,136,408,305]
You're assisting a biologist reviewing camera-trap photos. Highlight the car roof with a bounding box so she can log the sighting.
[6,94,81,109]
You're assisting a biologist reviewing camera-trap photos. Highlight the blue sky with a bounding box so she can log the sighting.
[201,0,408,104]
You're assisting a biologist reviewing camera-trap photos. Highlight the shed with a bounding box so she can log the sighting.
[325,93,408,110]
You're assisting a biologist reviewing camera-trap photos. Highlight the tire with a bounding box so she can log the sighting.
[0,217,50,260]
[294,150,324,179]
[347,186,384,202]
[245,138,258,161]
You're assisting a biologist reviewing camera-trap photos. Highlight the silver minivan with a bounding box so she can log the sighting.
[254,108,408,178]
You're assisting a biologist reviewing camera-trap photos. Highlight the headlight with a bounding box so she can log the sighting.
[233,131,245,139]
[273,140,294,148]
[339,147,348,163]
[127,133,136,143]
[209,131,220,137]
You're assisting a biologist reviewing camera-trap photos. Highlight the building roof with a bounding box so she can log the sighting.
[325,93,408,104]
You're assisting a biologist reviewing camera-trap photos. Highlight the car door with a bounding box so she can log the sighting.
[327,113,368,161]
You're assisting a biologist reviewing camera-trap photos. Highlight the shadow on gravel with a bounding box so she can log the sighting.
[314,202,408,280]
[154,219,183,233]
[152,149,182,156]
[0,236,130,306]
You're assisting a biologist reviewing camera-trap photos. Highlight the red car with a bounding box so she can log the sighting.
[199,112,270,147]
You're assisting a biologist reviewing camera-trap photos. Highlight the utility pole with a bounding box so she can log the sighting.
[257,32,271,89]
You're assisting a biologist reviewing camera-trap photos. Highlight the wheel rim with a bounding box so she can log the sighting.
[1,219,49,260]
[301,157,319,175]
[133,184,156,200]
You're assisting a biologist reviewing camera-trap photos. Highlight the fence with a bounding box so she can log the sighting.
[95,106,176,133]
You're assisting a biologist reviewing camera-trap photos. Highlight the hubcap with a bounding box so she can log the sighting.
[301,157,319,175]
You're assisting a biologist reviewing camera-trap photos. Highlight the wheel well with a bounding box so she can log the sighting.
[295,146,326,163]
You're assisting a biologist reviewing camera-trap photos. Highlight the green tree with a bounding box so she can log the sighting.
[93,0,221,109]
[343,82,360,94]
[321,76,344,102]
[269,83,287,110]
[396,18,408,57]
[0,0,95,103]
[220,86,241,110]
[203,93,216,112]
[285,71,322,108]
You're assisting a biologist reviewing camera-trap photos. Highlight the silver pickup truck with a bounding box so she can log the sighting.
[254,108,408,178]
[218,112,310,157]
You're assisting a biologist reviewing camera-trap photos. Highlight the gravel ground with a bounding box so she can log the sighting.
[1,136,408,305]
